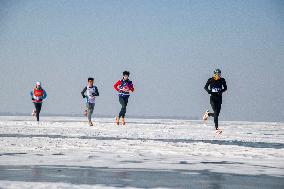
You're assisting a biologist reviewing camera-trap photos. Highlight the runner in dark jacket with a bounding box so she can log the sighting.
[203,69,227,134]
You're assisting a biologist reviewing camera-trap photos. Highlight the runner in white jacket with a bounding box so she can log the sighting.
[81,77,99,126]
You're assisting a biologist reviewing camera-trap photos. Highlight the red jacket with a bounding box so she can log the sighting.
[31,88,47,103]
[114,79,134,96]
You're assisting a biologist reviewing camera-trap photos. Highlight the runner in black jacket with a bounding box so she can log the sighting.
[203,69,227,133]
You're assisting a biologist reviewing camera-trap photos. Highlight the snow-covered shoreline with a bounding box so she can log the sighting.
[0,116,283,188]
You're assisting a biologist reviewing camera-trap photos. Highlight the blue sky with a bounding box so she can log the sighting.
[0,0,283,121]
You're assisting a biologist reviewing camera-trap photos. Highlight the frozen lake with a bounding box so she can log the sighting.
[0,116,283,188]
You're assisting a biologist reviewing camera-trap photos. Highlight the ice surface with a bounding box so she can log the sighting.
[0,116,283,188]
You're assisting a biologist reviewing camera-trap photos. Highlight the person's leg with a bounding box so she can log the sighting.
[209,97,222,130]
[123,97,128,118]
[208,97,219,129]
[214,100,222,130]
[89,104,95,122]
[86,103,94,122]
[208,96,216,117]
[115,97,123,125]
[33,103,38,120]
[121,97,128,125]
[119,96,127,118]
[34,103,42,122]
[86,103,90,122]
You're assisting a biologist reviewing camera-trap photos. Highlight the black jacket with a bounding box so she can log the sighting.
[204,77,227,96]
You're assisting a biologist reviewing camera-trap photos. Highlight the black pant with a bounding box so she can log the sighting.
[119,96,129,118]
[208,96,222,130]
[34,103,42,122]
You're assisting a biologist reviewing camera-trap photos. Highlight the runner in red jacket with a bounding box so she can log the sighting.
[114,71,134,125]
[30,82,47,122]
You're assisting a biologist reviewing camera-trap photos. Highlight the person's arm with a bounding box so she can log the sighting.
[42,90,47,99]
[81,87,87,98]
[129,82,134,92]
[113,80,121,91]
[94,86,99,96]
[221,78,227,93]
[204,79,211,94]
[30,91,34,100]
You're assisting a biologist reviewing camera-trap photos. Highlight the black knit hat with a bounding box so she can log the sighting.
[123,71,130,76]
[214,69,221,74]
